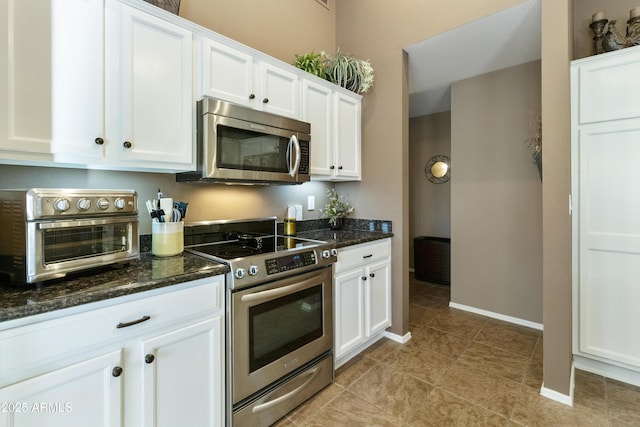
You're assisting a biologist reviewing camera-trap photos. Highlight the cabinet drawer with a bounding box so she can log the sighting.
[0,277,223,383]
[335,239,390,273]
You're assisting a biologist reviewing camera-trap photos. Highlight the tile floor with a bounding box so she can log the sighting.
[275,274,640,426]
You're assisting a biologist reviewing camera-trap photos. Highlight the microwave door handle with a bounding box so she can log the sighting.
[289,134,301,178]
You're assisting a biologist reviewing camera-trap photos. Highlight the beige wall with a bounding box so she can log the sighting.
[573,0,639,59]
[408,112,451,269]
[450,61,542,323]
[179,0,336,64]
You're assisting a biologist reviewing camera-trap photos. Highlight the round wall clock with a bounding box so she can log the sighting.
[424,155,451,184]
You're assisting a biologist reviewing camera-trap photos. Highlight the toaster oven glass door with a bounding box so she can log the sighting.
[37,217,137,264]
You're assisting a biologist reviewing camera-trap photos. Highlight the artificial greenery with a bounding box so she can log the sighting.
[321,189,354,224]
[293,51,330,80]
[293,50,374,94]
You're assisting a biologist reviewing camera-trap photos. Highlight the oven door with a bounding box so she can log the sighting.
[231,266,333,404]
[26,216,139,283]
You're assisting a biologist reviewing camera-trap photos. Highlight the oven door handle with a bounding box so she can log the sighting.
[36,216,138,229]
[251,363,324,414]
[240,273,324,304]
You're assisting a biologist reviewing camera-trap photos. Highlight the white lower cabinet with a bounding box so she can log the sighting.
[0,350,123,427]
[0,276,225,427]
[334,239,391,368]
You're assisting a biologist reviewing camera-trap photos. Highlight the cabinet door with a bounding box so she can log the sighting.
[0,350,122,427]
[577,120,640,368]
[302,79,333,178]
[139,317,224,427]
[201,37,254,107]
[333,92,361,180]
[48,0,105,162]
[365,260,392,337]
[258,62,300,119]
[111,1,194,171]
[334,269,365,359]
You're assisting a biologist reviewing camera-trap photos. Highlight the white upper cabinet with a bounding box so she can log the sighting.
[303,78,362,181]
[107,1,194,170]
[201,38,255,107]
[200,37,300,119]
[0,0,195,171]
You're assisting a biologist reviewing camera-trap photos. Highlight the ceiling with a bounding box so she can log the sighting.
[405,0,541,118]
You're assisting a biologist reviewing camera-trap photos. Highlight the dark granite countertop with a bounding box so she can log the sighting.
[296,229,394,249]
[0,220,392,325]
[0,253,229,323]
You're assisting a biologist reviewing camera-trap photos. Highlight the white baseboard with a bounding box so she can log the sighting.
[449,302,544,331]
[384,330,412,344]
[540,362,574,407]
[574,354,640,387]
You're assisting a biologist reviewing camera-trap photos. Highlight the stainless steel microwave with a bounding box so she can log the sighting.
[177,98,311,185]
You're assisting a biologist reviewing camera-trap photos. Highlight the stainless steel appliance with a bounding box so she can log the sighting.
[0,189,139,284]
[176,98,311,185]
[184,218,336,426]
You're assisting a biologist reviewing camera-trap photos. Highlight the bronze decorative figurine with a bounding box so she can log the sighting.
[590,8,640,54]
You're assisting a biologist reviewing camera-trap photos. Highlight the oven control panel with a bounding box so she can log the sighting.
[265,251,317,275]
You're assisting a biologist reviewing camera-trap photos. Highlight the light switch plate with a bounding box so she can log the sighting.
[307,196,315,211]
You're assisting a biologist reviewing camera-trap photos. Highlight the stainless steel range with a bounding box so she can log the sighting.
[184,217,336,427]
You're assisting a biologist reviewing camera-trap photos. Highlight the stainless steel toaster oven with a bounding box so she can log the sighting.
[0,188,139,284]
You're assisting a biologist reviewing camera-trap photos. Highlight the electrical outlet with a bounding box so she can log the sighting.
[307,195,315,211]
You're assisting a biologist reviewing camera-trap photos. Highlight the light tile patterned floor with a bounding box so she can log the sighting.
[274,274,640,426]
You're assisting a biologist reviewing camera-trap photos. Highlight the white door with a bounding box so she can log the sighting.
[577,120,640,368]
[139,318,223,427]
[302,79,334,178]
[111,1,194,170]
[334,92,361,180]
[366,260,392,337]
[0,350,122,427]
[201,38,254,107]
[334,268,365,358]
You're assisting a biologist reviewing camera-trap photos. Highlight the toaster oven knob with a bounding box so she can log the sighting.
[248,265,259,276]
[76,198,91,211]
[96,198,110,210]
[53,198,70,212]
[321,250,331,259]
[235,268,245,279]
[331,248,338,256]
[114,198,126,210]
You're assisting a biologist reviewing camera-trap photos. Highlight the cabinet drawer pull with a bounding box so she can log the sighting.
[249,93,255,99]
[370,273,375,278]
[363,254,373,259]
[361,276,367,281]
[112,366,123,377]
[116,315,151,329]
[123,141,132,149]
[262,97,269,103]
[145,354,155,364]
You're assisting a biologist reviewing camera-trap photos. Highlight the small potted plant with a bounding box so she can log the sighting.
[293,49,374,94]
[293,51,330,80]
[321,189,354,230]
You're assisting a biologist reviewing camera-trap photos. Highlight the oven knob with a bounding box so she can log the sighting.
[331,248,338,256]
[322,250,331,259]
[235,268,245,279]
[248,265,259,276]
[53,198,70,213]
[76,198,91,211]
[96,198,110,210]
[114,198,126,210]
